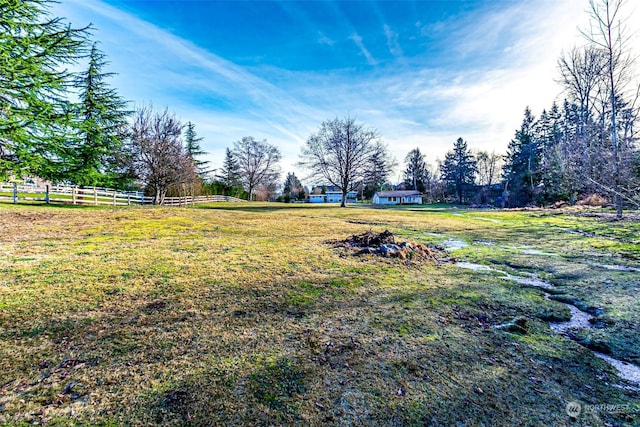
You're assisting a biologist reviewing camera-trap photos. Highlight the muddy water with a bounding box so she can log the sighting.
[455,262,555,290]
[586,261,640,273]
[441,238,468,251]
[454,260,640,385]
[549,304,593,334]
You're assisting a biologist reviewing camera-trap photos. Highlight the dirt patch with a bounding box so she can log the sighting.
[341,230,396,247]
[330,230,449,263]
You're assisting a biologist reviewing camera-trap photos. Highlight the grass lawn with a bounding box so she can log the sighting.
[0,203,638,426]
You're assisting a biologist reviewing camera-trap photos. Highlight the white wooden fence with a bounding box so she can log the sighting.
[0,183,245,206]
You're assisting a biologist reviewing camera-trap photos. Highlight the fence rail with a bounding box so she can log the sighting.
[0,183,246,207]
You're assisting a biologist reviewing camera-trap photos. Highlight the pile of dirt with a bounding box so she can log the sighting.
[332,230,447,262]
[342,230,396,247]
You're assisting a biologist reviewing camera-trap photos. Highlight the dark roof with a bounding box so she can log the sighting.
[375,191,422,197]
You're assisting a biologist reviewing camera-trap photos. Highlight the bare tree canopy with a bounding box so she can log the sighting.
[299,116,389,207]
[475,150,502,188]
[582,0,639,217]
[128,106,195,205]
[232,136,281,201]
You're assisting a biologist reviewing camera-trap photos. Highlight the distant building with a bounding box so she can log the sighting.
[373,190,422,205]
[309,186,357,204]
[309,194,325,203]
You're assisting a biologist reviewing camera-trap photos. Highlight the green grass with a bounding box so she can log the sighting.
[0,202,638,426]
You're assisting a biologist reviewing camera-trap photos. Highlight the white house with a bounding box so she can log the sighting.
[373,190,422,205]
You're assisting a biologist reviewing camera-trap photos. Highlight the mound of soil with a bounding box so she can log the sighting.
[343,230,396,247]
[332,230,448,263]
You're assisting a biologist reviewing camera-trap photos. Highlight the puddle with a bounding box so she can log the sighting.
[521,249,559,257]
[422,233,469,251]
[455,262,555,290]
[594,353,640,385]
[550,305,594,334]
[456,262,493,272]
[558,227,583,235]
[501,272,556,290]
[585,251,616,258]
[441,239,468,251]
[455,259,640,385]
[586,262,640,273]
[468,216,503,223]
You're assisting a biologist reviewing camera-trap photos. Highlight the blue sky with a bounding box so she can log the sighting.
[52,0,639,183]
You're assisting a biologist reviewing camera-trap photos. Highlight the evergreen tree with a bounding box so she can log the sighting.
[403,147,429,192]
[503,108,541,206]
[362,142,395,200]
[71,43,131,188]
[184,122,211,179]
[216,147,241,187]
[0,0,89,180]
[440,137,477,204]
[282,172,304,202]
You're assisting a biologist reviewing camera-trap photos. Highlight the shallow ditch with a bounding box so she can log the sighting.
[439,237,640,388]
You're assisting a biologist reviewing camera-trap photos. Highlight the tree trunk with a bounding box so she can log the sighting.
[341,189,347,207]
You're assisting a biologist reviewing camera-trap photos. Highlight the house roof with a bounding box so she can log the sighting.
[375,190,422,197]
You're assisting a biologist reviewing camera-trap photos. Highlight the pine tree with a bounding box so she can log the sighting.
[71,43,131,188]
[403,147,429,192]
[282,172,304,202]
[184,122,211,179]
[216,147,240,187]
[362,142,395,199]
[0,0,89,180]
[440,137,477,204]
[503,108,540,206]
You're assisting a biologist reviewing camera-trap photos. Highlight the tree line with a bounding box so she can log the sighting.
[400,0,639,214]
[2,0,638,210]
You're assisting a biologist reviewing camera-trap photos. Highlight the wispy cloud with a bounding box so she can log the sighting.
[55,0,331,173]
[317,31,335,46]
[349,33,377,66]
[383,24,403,57]
[52,0,640,181]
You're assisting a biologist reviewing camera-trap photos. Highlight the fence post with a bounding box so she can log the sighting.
[93,188,98,205]
[127,194,131,206]
[72,187,77,205]
[13,183,17,204]
[113,191,116,206]
[45,185,50,204]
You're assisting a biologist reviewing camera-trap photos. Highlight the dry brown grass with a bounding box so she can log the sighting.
[0,203,637,426]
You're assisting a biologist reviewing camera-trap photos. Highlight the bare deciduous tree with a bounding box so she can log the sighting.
[299,116,389,207]
[475,150,502,187]
[129,106,195,205]
[232,136,281,201]
[583,0,639,217]
[557,46,606,168]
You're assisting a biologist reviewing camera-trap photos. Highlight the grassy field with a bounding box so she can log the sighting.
[0,202,638,426]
